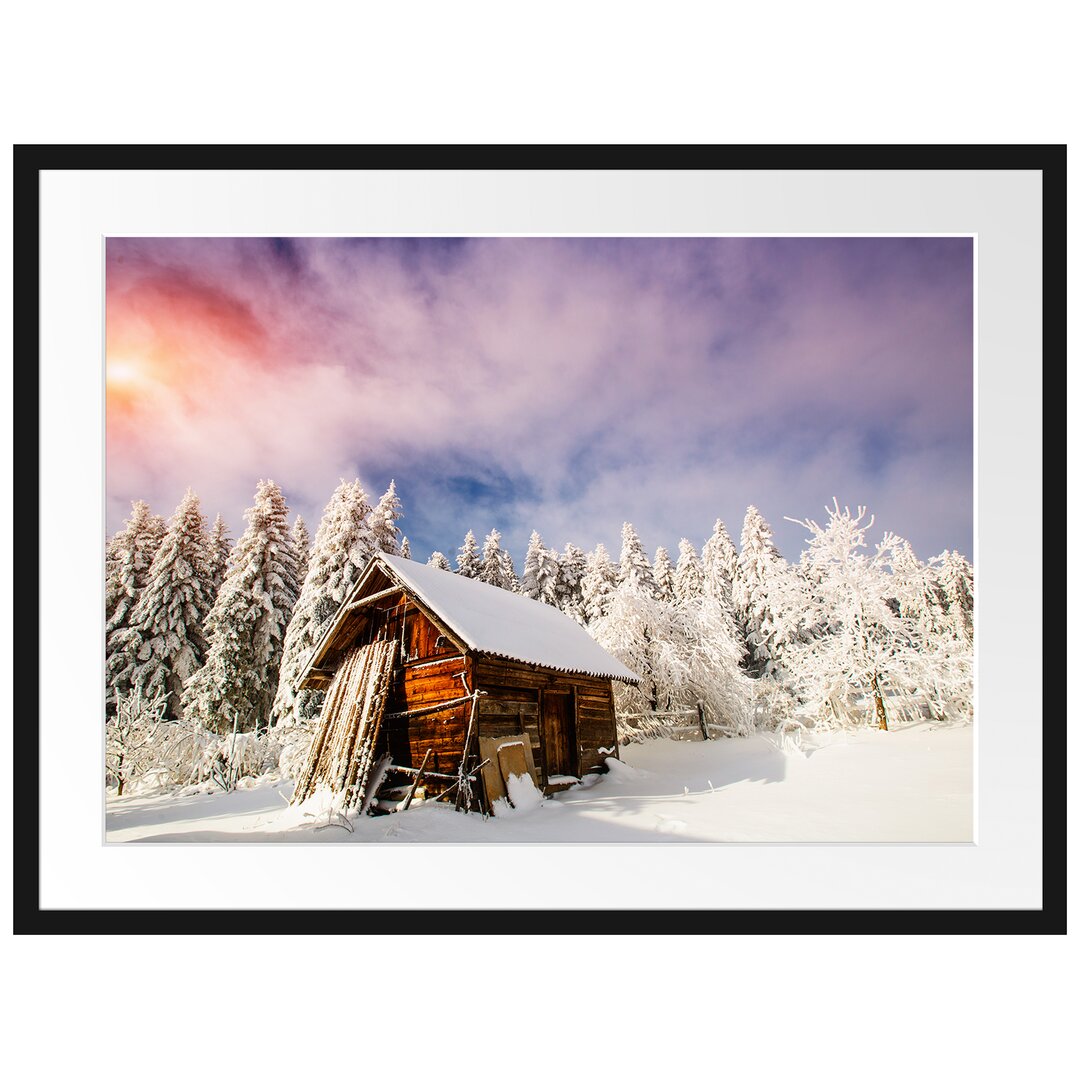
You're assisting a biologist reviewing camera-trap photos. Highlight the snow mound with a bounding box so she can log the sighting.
[761,729,813,758]
[268,786,343,831]
[601,757,645,784]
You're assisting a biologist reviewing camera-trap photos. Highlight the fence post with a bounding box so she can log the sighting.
[697,702,710,741]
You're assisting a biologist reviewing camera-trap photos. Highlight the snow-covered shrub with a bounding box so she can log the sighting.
[198,731,279,792]
[106,686,171,796]
[269,723,315,781]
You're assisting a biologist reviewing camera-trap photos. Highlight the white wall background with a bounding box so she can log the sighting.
[1,4,1074,1079]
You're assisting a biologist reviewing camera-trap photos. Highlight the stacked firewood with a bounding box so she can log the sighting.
[290,639,397,810]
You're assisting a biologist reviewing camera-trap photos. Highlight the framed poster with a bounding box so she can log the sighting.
[13,145,1064,932]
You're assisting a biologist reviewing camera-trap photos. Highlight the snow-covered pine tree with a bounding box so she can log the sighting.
[520,530,543,600]
[618,522,660,599]
[734,506,789,676]
[556,542,588,621]
[702,518,739,604]
[400,536,411,559]
[291,515,311,585]
[183,479,301,735]
[479,529,519,591]
[936,549,974,643]
[206,514,232,601]
[521,530,560,604]
[456,530,481,578]
[371,480,404,554]
[580,543,619,623]
[673,538,704,602]
[271,480,375,727]
[653,546,676,602]
[428,551,451,571]
[536,544,560,606]
[111,490,214,721]
[105,500,167,710]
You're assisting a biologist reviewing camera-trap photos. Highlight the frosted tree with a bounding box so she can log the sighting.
[653,546,676,602]
[520,530,543,600]
[618,522,659,599]
[521,530,560,604]
[105,500,166,710]
[479,529,519,591]
[734,506,789,676]
[271,480,374,727]
[702,518,739,593]
[371,480,404,554]
[673,538,704,602]
[428,551,451,571]
[936,549,974,643]
[456,530,481,578]
[184,480,301,735]
[105,685,171,796]
[580,543,619,623]
[889,539,947,636]
[781,501,945,730]
[591,584,752,741]
[206,514,232,600]
[400,536,411,559]
[111,490,214,721]
[291,515,311,585]
[702,518,739,606]
[556,543,588,621]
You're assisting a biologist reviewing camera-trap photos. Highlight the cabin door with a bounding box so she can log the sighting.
[540,691,576,779]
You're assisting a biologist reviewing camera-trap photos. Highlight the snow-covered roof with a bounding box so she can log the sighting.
[370,553,639,683]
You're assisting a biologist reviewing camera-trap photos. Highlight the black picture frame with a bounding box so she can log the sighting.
[12,144,1065,935]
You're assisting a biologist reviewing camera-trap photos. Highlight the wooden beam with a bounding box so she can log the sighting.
[400,748,432,811]
[384,763,460,781]
[339,585,406,616]
[383,693,480,722]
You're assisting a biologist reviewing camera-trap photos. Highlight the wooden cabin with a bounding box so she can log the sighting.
[294,552,639,813]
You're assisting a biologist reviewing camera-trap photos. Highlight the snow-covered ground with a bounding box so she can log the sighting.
[105,721,972,843]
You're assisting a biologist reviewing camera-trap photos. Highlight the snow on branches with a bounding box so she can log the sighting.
[272,479,376,727]
[456,530,481,578]
[184,480,301,735]
[781,500,971,729]
[111,489,215,721]
[105,500,167,710]
[479,529,520,591]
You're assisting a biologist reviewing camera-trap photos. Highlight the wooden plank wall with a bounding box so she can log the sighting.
[478,689,541,781]
[378,603,474,776]
[473,657,620,778]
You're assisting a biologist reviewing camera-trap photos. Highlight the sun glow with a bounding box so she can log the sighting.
[107,359,146,387]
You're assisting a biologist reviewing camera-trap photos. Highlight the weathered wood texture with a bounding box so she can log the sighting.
[541,690,576,777]
[479,734,541,803]
[303,563,465,689]
[300,572,622,814]
[291,638,397,808]
[474,658,618,776]
[377,643,474,776]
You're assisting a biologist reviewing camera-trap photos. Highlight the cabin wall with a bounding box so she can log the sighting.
[363,596,473,777]
[473,657,620,780]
